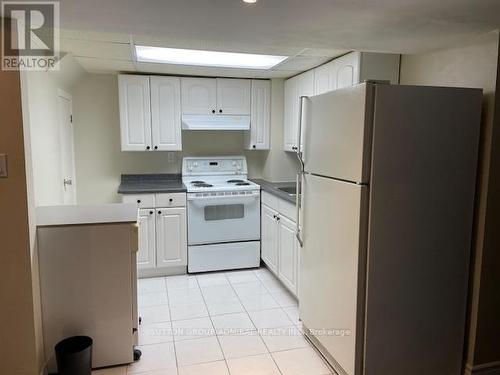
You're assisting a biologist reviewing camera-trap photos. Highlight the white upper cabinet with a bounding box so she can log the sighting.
[216,78,251,115]
[314,59,337,95]
[150,76,182,151]
[181,78,217,115]
[285,51,400,152]
[118,75,152,151]
[245,80,270,150]
[283,76,298,152]
[283,71,314,152]
[335,52,360,89]
[314,51,400,94]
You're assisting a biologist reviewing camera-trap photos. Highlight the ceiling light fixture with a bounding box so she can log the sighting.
[135,45,287,70]
[243,0,258,3]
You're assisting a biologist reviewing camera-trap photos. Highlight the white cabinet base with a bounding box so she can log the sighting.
[138,265,187,278]
[188,241,260,273]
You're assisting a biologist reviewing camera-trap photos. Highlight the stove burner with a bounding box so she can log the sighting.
[235,182,251,186]
[191,180,205,184]
[227,179,245,183]
[193,183,213,188]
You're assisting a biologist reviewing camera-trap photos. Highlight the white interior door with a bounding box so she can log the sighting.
[58,91,76,205]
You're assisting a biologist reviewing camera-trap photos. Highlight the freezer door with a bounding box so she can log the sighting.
[303,83,374,184]
[299,173,368,375]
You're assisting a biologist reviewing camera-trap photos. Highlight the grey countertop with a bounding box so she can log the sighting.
[118,174,187,194]
[251,179,296,204]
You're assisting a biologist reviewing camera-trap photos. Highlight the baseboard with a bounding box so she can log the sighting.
[468,361,500,375]
[138,265,187,278]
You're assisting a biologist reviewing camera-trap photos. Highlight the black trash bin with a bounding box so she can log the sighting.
[55,336,93,375]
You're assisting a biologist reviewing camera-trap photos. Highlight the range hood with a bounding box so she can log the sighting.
[182,114,250,130]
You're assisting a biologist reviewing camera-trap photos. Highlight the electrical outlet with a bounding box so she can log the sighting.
[0,154,7,177]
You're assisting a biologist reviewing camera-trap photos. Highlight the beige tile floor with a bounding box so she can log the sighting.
[93,267,332,375]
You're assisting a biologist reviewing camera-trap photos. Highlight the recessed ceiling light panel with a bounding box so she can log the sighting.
[243,0,258,3]
[135,46,287,70]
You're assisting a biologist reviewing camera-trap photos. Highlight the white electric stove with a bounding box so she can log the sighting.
[182,156,261,273]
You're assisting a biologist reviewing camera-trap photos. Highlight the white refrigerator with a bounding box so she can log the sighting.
[297,83,482,375]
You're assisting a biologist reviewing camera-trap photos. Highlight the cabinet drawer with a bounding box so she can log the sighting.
[261,191,279,210]
[279,199,296,222]
[122,194,156,208]
[156,192,186,207]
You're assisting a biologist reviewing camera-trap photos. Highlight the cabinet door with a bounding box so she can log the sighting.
[245,80,270,150]
[118,75,152,151]
[181,78,217,115]
[283,76,298,152]
[138,209,156,270]
[150,76,182,151]
[156,207,187,268]
[314,59,337,95]
[278,215,299,296]
[335,52,360,89]
[297,70,315,156]
[261,204,279,274]
[216,78,251,115]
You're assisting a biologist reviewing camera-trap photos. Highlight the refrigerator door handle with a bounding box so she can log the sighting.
[295,172,304,247]
[296,96,308,170]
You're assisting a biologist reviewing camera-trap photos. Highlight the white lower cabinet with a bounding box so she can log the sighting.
[138,209,156,270]
[156,207,187,268]
[278,215,298,294]
[122,193,187,276]
[261,192,299,297]
[261,204,279,273]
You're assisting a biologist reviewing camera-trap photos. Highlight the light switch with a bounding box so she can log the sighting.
[0,154,7,177]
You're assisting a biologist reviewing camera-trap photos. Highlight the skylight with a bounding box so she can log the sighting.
[135,46,288,70]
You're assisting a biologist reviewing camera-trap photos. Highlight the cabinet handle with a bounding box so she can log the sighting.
[291,146,298,151]
[157,211,162,214]
[252,145,256,149]
[219,109,223,113]
[154,146,158,150]
[137,199,141,203]
[149,211,153,215]
[212,109,216,114]
[146,146,151,150]
[169,198,173,202]
[276,216,280,221]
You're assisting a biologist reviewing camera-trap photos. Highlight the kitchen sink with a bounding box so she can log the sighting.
[278,186,296,195]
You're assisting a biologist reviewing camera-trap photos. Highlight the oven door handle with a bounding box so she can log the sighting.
[188,195,259,206]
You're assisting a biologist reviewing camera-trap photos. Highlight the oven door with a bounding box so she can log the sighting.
[187,192,261,245]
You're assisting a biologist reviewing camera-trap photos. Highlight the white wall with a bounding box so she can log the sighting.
[73,75,297,204]
[400,30,499,373]
[23,54,85,206]
[261,79,300,182]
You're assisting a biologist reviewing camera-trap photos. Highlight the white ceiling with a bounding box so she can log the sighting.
[52,0,500,76]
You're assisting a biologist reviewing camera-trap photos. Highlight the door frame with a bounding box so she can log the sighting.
[57,89,77,204]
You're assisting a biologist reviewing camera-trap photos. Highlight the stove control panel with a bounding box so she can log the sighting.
[182,156,247,176]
